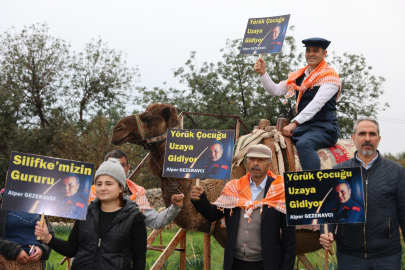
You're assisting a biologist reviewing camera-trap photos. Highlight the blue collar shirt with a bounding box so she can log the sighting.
[249,176,267,201]
[355,153,379,170]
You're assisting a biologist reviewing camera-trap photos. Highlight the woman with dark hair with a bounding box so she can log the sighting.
[35,158,147,269]
[0,188,54,270]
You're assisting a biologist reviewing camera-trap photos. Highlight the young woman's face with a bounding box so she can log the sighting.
[95,175,123,202]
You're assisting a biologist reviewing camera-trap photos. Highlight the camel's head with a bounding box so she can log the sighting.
[111,103,179,146]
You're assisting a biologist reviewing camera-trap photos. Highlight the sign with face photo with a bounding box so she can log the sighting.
[2,152,94,220]
[163,129,235,180]
[240,14,290,55]
[284,167,365,226]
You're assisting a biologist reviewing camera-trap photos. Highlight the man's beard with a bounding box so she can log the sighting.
[358,142,375,156]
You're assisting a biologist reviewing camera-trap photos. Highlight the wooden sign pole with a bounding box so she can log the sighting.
[196,178,200,187]
[324,224,329,270]
[36,215,45,240]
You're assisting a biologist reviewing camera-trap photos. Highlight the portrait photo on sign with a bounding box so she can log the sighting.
[240,14,290,55]
[284,167,364,226]
[163,129,235,180]
[2,152,94,220]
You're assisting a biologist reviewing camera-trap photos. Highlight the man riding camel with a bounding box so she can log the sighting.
[254,37,341,171]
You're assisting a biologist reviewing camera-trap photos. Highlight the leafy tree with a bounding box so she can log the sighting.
[51,113,160,188]
[68,39,139,123]
[0,23,70,127]
[383,152,405,169]
[136,27,387,138]
[0,24,141,187]
[330,53,388,137]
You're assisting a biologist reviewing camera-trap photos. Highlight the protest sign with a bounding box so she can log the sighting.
[284,167,365,226]
[239,14,290,55]
[163,129,235,180]
[2,152,94,220]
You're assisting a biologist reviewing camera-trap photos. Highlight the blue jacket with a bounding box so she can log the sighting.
[331,197,364,223]
[58,192,86,220]
[322,151,405,258]
[268,35,283,53]
[202,157,231,179]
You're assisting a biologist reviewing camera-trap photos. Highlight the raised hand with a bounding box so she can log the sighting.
[171,193,185,207]
[254,58,266,77]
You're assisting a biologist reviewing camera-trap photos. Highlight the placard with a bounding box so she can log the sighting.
[284,167,365,226]
[240,14,290,55]
[2,152,94,220]
[163,129,235,179]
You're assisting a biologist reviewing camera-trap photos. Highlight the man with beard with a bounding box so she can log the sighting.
[320,117,405,269]
[254,38,341,171]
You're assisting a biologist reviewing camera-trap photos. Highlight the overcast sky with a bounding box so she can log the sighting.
[2,0,404,154]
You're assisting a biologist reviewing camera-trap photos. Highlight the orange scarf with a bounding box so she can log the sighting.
[283,59,341,112]
[213,171,286,223]
[89,179,152,210]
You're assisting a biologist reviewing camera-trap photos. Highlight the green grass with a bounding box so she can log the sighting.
[48,225,405,270]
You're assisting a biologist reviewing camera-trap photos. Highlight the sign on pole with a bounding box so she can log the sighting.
[2,152,94,220]
[284,167,365,226]
[240,14,290,55]
[163,129,235,180]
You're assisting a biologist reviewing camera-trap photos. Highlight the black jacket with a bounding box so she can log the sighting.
[322,151,405,258]
[0,190,54,270]
[192,175,296,270]
[71,196,145,270]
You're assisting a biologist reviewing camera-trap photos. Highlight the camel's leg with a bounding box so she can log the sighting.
[204,233,211,270]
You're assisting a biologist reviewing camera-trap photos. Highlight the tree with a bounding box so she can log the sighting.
[69,39,139,123]
[330,53,388,136]
[0,24,141,187]
[136,28,387,138]
[383,152,405,169]
[0,23,70,127]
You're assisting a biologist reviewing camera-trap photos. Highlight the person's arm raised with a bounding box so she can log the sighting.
[191,186,225,222]
[254,58,288,96]
[143,194,184,230]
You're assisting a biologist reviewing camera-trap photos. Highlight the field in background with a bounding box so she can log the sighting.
[47,225,405,270]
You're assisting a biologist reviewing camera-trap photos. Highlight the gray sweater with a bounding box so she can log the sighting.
[143,204,181,229]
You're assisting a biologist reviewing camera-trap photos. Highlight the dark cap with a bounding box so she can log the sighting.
[302,38,331,49]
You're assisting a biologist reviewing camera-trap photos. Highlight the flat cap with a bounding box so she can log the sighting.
[246,144,272,160]
[302,37,331,49]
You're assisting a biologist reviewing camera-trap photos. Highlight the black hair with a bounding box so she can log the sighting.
[211,140,223,149]
[336,180,351,190]
[65,173,80,184]
[105,149,129,164]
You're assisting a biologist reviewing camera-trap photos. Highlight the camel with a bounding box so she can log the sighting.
[110,103,355,255]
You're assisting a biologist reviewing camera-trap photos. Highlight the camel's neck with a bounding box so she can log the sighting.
[148,141,166,177]
[148,138,192,206]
